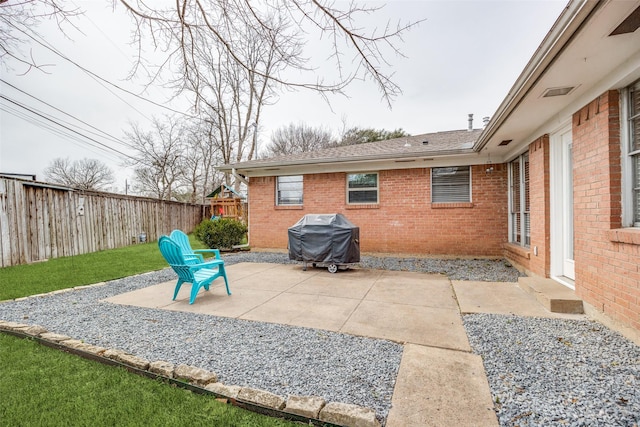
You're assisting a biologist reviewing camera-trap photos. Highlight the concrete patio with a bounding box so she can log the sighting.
[105,262,584,427]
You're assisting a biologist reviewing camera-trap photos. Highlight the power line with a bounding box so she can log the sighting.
[0,95,135,160]
[0,103,124,162]
[1,103,126,162]
[3,15,257,134]
[0,78,132,149]
[0,16,199,120]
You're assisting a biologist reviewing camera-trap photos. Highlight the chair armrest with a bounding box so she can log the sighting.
[184,253,205,263]
[193,249,221,259]
[188,259,224,272]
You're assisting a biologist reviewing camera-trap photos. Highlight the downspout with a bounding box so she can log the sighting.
[232,168,250,247]
[232,168,248,186]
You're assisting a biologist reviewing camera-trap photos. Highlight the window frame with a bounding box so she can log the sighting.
[622,80,640,228]
[430,166,471,203]
[508,153,530,247]
[346,172,379,204]
[275,175,303,206]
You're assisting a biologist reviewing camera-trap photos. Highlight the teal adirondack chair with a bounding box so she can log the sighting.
[170,229,221,265]
[158,236,231,304]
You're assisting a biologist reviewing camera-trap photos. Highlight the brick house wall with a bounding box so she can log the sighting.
[503,135,552,276]
[247,165,508,256]
[502,90,640,332]
[572,90,640,331]
[528,135,552,277]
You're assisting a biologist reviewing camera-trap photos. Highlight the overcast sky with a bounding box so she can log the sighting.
[0,0,568,193]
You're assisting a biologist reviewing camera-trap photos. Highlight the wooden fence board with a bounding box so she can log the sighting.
[16,181,28,265]
[5,180,19,266]
[0,180,10,267]
[43,188,52,259]
[56,191,63,257]
[0,177,207,267]
[61,191,72,257]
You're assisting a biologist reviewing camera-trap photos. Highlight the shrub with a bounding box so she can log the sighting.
[194,218,248,250]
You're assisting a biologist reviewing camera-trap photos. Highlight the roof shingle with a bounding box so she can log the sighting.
[222,128,482,171]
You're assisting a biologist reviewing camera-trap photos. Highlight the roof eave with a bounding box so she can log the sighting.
[217,148,475,173]
[474,0,600,152]
[218,149,484,177]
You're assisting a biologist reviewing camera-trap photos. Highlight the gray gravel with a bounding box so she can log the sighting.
[1,277,401,423]
[464,314,640,426]
[224,251,524,282]
[0,253,410,423]
[2,251,638,426]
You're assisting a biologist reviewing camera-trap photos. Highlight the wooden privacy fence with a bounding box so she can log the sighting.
[0,177,208,267]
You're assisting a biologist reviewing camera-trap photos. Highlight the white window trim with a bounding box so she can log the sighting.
[275,175,303,206]
[621,84,640,228]
[346,172,379,204]
[508,153,530,248]
[430,166,472,203]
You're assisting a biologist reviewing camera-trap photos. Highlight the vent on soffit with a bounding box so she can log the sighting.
[610,5,640,36]
[542,86,577,97]
[498,139,512,146]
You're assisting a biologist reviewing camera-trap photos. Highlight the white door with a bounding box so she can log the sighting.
[561,133,575,280]
[551,125,575,284]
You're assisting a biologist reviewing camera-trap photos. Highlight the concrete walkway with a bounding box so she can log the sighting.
[105,262,584,427]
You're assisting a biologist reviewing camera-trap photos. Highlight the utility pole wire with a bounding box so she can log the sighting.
[0,16,199,120]
[0,78,132,148]
[0,95,135,160]
[1,103,123,163]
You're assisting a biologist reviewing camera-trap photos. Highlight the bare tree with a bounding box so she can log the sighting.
[44,157,115,190]
[124,115,227,202]
[195,32,281,174]
[0,0,81,72]
[117,1,419,107]
[266,122,336,157]
[116,2,419,191]
[124,116,187,200]
[179,122,225,203]
[170,11,296,190]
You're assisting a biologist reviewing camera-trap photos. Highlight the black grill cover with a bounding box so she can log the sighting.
[288,214,360,264]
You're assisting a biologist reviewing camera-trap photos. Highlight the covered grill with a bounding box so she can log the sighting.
[288,214,360,273]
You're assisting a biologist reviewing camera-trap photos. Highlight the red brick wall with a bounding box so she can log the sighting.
[573,90,640,331]
[248,165,508,256]
[504,135,551,275]
[529,135,551,276]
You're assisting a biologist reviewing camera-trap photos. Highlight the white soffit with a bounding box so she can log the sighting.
[235,153,493,177]
[485,0,640,156]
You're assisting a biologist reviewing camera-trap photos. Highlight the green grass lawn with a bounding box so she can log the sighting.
[0,236,298,427]
[0,235,209,301]
[0,334,297,427]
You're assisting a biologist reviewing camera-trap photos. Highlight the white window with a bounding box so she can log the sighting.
[623,80,640,227]
[276,175,303,205]
[431,166,471,203]
[347,173,378,204]
[509,153,530,247]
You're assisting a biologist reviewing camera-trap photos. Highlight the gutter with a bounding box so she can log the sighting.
[474,0,602,152]
[217,147,476,173]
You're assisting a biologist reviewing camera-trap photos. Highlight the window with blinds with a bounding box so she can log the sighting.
[509,153,530,247]
[431,166,471,203]
[276,175,303,205]
[629,80,640,227]
[347,173,378,204]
